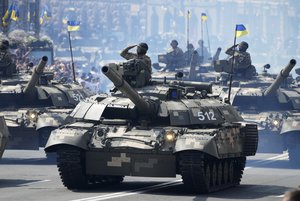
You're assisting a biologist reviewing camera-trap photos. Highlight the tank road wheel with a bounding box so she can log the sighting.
[228,160,234,183]
[217,162,223,186]
[223,161,229,185]
[57,146,88,190]
[211,162,217,188]
[204,164,211,189]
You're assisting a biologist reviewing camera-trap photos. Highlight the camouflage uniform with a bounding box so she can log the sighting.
[120,47,152,75]
[225,44,252,71]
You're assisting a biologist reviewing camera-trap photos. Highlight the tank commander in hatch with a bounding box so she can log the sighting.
[165,39,185,70]
[120,42,152,87]
[225,41,252,73]
[0,39,16,77]
[120,42,152,75]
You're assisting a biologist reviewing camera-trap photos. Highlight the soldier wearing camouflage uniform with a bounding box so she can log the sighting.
[0,40,16,77]
[225,41,252,73]
[120,43,152,74]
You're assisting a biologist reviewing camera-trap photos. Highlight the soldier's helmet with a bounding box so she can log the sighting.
[137,42,148,55]
[170,40,178,47]
[238,41,248,52]
[187,43,194,50]
[0,40,9,50]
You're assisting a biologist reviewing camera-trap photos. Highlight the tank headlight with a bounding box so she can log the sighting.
[165,131,175,142]
[26,110,38,122]
[272,120,279,127]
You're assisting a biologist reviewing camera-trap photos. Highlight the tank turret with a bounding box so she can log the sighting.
[23,56,48,94]
[263,59,296,96]
[101,65,155,114]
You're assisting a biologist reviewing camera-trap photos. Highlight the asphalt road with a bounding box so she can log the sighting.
[0,149,299,201]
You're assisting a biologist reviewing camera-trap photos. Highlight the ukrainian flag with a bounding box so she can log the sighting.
[67,20,80,31]
[236,24,248,38]
[2,4,13,26]
[11,3,19,21]
[201,13,208,21]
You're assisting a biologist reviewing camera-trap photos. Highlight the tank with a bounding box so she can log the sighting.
[0,116,9,159]
[0,56,92,150]
[215,59,298,157]
[45,58,258,193]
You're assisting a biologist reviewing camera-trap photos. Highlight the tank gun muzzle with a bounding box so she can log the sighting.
[263,59,296,96]
[23,56,48,94]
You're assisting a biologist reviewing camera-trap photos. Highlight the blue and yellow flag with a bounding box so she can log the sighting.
[201,13,208,21]
[236,24,248,38]
[40,5,52,25]
[11,3,19,21]
[2,4,13,26]
[67,20,80,31]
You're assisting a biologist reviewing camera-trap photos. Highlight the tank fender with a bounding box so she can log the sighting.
[280,118,300,135]
[45,128,90,152]
[36,112,68,130]
[174,134,219,158]
[0,116,9,158]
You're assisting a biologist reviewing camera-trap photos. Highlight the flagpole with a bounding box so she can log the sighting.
[68,31,76,82]
[205,20,211,58]
[187,10,190,49]
[201,17,204,63]
[227,25,238,104]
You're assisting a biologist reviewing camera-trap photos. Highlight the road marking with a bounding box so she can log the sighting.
[245,153,288,169]
[19,179,51,186]
[70,179,182,201]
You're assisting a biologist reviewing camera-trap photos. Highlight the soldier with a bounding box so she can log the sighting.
[196,40,210,63]
[120,42,152,75]
[183,43,200,66]
[0,40,16,77]
[120,43,152,86]
[165,39,185,70]
[225,41,252,73]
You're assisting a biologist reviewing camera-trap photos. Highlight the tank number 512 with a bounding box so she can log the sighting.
[198,111,217,121]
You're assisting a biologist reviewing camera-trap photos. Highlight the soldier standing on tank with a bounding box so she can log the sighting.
[165,39,185,70]
[0,40,16,77]
[120,42,152,75]
[225,41,252,73]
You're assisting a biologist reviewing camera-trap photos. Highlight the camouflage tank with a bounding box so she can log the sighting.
[215,59,298,156]
[0,116,9,159]
[152,48,222,83]
[0,56,92,149]
[45,58,258,193]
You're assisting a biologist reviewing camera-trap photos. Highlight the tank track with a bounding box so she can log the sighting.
[178,151,246,193]
[57,146,89,189]
[56,146,124,190]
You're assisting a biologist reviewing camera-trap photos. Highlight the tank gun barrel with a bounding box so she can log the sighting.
[263,59,296,96]
[102,65,153,114]
[152,79,212,93]
[23,56,48,94]
[212,47,222,62]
